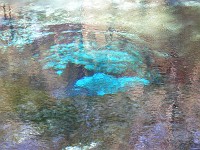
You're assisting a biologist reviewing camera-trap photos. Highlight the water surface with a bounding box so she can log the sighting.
[0,0,200,149]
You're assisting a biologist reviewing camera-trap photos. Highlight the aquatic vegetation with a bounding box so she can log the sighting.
[75,73,149,96]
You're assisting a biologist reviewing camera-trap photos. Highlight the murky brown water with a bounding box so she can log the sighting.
[0,0,200,150]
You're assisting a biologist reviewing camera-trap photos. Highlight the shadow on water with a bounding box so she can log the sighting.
[0,0,200,150]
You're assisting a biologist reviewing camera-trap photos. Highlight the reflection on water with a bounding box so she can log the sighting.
[0,0,200,149]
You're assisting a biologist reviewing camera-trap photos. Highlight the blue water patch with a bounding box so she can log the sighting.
[51,73,150,98]
[74,73,149,96]
[42,42,144,75]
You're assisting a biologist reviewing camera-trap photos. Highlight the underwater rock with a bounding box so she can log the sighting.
[0,139,44,150]
[194,131,200,144]
[190,131,200,150]
[134,123,169,150]
[75,73,149,96]
[52,84,90,98]
[62,62,94,84]
[64,142,99,150]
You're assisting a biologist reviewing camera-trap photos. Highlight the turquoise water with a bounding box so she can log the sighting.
[0,0,200,149]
